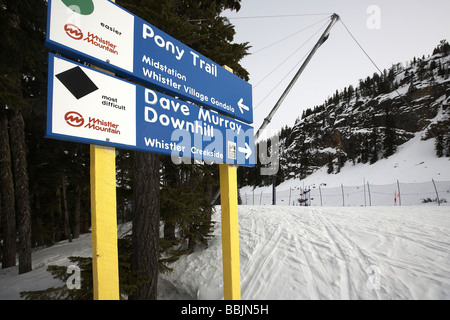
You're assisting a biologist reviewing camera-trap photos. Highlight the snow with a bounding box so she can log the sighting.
[1,205,449,300]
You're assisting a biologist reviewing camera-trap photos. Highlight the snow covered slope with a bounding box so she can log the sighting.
[241,128,450,201]
[161,206,450,300]
[2,205,448,300]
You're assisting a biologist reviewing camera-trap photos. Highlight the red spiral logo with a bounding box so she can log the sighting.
[65,111,84,127]
[64,24,83,40]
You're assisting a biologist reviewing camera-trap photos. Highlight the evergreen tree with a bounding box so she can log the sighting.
[0,109,16,269]
[0,0,47,274]
[383,107,396,158]
[369,127,379,164]
[20,237,153,300]
[435,136,444,157]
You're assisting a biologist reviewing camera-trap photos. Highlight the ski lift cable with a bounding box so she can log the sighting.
[254,48,312,111]
[340,18,448,153]
[340,18,414,109]
[227,13,334,20]
[253,18,330,93]
[189,13,332,23]
[251,16,331,55]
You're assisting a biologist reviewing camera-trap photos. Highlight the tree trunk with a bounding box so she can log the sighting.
[55,186,62,244]
[61,174,72,242]
[9,109,32,274]
[130,152,160,300]
[73,185,81,239]
[162,159,178,241]
[0,110,16,268]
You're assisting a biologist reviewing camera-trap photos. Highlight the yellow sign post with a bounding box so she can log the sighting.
[90,145,120,300]
[219,66,241,300]
[219,164,241,300]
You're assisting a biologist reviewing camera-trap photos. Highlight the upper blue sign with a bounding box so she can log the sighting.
[46,0,253,124]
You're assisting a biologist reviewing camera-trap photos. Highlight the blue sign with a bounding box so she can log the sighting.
[45,0,253,124]
[47,53,255,166]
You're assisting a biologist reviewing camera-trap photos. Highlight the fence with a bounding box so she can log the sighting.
[241,180,450,207]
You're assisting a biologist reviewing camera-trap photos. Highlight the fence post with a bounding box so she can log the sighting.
[252,185,255,205]
[363,178,367,207]
[341,184,345,206]
[289,187,292,205]
[317,186,321,206]
[397,180,402,206]
[367,182,372,206]
[272,176,276,205]
[431,179,441,206]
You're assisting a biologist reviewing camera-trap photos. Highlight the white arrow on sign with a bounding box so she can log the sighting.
[238,143,252,160]
[238,98,249,114]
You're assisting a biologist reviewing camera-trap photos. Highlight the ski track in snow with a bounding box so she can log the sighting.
[1,206,449,300]
[236,206,450,300]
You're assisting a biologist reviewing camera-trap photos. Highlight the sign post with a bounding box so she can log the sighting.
[220,66,241,300]
[89,0,120,301]
[220,164,241,300]
[90,144,119,300]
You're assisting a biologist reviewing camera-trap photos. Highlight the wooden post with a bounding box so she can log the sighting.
[219,164,241,300]
[90,145,120,300]
[220,65,241,300]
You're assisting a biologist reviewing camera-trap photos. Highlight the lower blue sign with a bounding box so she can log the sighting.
[47,54,255,166]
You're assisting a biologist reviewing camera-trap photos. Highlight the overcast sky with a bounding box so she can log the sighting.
[223,0,450,139]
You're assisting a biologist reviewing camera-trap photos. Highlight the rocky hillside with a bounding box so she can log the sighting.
[240,40,450,187]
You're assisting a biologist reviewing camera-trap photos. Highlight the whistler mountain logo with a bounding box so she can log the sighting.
[65,111,84,127]
[61,0,95,15]
[64,24,83,40]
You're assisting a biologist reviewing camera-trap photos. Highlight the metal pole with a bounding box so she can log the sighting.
[272,175,277,205]
[363,177,367,207]
[367,182,372,206]
[397,180,402,206]
[341,183,345,206]
[253,185,255,205]
[319,186,323,207]
[254,14,340,142]
[210,14,340,206]
[431,179,441,206]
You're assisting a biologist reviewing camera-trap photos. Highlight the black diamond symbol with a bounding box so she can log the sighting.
[56,66,98,99]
